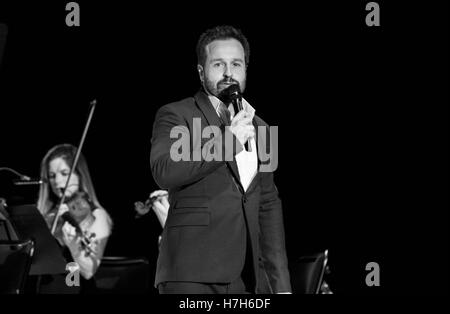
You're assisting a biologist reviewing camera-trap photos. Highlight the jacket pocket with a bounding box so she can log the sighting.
[166,211,210,227]
[173,196,209,210]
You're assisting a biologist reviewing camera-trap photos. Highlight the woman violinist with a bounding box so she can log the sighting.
[37,144,112,292]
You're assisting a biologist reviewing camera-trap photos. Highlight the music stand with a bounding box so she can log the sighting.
[7,204,66,276]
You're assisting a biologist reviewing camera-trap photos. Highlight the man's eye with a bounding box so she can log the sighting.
[233,62,242,67]
[213,63,223,67]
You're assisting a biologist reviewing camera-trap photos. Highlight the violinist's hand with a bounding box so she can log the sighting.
[149,190,169,228]
[57,203,70,219]
[62,222,81,254]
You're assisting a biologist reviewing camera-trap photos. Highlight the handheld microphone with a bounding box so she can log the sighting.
[218,84,250,151]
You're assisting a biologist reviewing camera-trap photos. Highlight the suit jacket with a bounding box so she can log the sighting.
[150,90,291,293]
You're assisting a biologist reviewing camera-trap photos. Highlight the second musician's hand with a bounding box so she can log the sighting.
[133,190,169,226]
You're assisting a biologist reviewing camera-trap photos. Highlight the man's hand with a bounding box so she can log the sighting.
[229,110,255,147]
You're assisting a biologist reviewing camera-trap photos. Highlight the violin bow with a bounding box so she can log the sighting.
[51,99,97,235]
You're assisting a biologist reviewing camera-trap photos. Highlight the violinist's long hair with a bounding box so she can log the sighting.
[37,144,104,216]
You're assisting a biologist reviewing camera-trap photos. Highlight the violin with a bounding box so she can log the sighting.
[65,191,94,218]
[61,191,97,257]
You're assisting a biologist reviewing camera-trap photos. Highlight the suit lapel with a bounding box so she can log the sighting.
[194,90,222,127]
[194,90,243,191]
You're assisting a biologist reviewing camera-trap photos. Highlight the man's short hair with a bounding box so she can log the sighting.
[196,25,250,67]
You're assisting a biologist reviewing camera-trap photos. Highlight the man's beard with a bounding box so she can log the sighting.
[203,77,246,97]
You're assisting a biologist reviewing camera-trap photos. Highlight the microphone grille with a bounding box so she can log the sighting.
[218,84,242,103]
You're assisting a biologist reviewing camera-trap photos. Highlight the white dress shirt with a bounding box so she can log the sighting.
[208,95,258,192]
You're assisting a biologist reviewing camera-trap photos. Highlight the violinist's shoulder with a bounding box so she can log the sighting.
[91,208,113,238]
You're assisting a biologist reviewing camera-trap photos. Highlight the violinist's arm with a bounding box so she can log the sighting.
[64,231,108,279]
[62,208,112,279]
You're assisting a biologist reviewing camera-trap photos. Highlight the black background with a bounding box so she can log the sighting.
[0,1,448,295]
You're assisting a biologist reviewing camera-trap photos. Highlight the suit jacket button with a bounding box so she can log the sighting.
[242,196,247,203]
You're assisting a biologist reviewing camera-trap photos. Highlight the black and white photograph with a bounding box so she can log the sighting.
[0,0,448,305]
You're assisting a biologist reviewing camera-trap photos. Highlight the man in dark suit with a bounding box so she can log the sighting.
[150,25,291,294]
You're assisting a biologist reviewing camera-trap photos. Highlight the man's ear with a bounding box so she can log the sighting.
[197,64,204,83]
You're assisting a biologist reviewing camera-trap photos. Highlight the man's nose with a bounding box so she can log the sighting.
[223,64,232,78]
